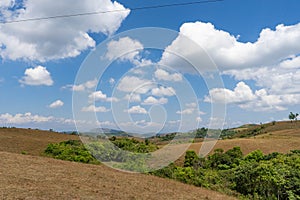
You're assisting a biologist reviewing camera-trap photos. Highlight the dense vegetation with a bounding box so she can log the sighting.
[44,140,100,164]
[44,138,158,172]
[152,147,300,199]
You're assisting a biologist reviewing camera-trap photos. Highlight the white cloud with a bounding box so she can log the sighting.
[154,69,182,82]
[279,56,300,69]
[105,37,143,62]
[176,108,195,115]
[0,112,92,130]
[224,56,300,95]
[0,112,53,124]
[96,120,115,127]
[81,105,110,113]
[204,82,256,104]
[160,21,300,74]
[49,100,64,109]
[143,96,168,105]
[104,37,152,67]
[205,82,300,111]
[124,93,141,102]
[0,0,13,8]
[19,66,53,86]
[186,102,197,108]
[151,86,176,97]
[196,117,202,122]
[117,76,153,94]
[63,79,98,92]
[0,0,130,61]
[126,105,147,114]
[89,90,118,103]
[109,78,115,85]
[176,102,199,115]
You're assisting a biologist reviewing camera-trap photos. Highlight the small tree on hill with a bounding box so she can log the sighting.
[289,112,299,123]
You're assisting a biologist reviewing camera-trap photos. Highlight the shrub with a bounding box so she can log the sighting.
[44,140,99,164]
[184,150,199,167]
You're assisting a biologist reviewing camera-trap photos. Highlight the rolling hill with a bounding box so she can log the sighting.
[0,127,235,200]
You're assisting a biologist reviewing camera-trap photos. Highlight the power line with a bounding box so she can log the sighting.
[1,0,224,24]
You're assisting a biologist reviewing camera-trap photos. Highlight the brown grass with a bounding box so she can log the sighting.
[0,128,78,156]
[1,122,298,199]
[0,151,235,200]
[172,124,300,165]
[0,128,235,199]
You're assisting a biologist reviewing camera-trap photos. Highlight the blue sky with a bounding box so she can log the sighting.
[0,0,299,133]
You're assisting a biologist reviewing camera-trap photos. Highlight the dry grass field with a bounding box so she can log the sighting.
[0,121,299,199]
[0,153,235,200]
[0,128,235,200]
[0,128,79,156]
[174,121,300,165]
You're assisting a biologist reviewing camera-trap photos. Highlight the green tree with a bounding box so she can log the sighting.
[184,150,199,167]
[289,112,299,122]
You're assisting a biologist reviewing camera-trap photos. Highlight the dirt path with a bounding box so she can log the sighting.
[0,152,235,200]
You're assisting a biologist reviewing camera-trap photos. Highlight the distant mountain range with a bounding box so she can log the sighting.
[86,128,159,138]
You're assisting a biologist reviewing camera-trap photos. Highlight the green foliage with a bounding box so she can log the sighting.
[158,133,176,141]
[195,127,208,138]
[232,153,300,199]
[244,149,264,162]
[220,129,236,139]
[206,147,243,170]
[152,147,300,199]
[109,137,158,153]
[45,138,159,172]
[44,140,100,164]
[289,112,299,122]
[184,150,199,167]
[21,151,28,155]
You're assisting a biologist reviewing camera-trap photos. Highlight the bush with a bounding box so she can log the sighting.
[184,150,199,167]
[152,147,300,199]
[44,140,99,164]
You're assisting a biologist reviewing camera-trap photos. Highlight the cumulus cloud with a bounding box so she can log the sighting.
[196,117,202,122]
[126,105,147,114]
[105,37,143,61]
[204,82,256,104]
[0,112,91,130]
[143,96,168,105]
[63,79,98,92]
[205,82,300,111]
[0,112,53,124]
[89,90,118,103]
[124,93,141,102]
[224,56,300,95]
[81,105,110,113]
[104,37,153,67]
[19,66,53,86]
[160,21,300,72]
[49,100,64,109]
[109,78,115,85]
[117,76,153,94]
[151,86,176,97]
[176,102,200,115]
[0,0,130,61]
[154,69,182,82]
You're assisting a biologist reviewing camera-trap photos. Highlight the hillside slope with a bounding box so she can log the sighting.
[0,128,78,155]
[0,152,235,200]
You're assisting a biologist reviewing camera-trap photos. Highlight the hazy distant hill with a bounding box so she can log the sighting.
[88,128,130,137]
